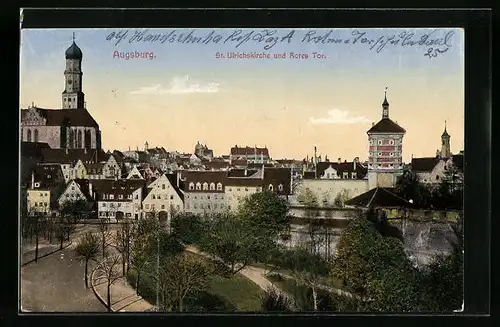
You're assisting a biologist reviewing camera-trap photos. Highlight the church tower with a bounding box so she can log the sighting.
[62,33,85,109]
[440,121,451,158]
[367,88,406,190]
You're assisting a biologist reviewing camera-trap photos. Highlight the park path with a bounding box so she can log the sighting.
[90,247,154,312]
[183,244,295,303]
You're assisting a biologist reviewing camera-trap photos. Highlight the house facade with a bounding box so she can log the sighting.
[180,170,227,215]
[91,179,145,220]
[142,173,184,220]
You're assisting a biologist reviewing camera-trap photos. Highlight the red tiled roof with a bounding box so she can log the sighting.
[367,118,406,134]
[263,167,292,195]
[90,179,146,202]
[21,107,99,127]
[230,146,269,156]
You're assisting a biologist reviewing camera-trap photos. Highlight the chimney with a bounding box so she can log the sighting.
[176,172,180,187]
[353,158,357,170]
[244,169,247,176]
[338,158,341,164]
[89,182,93,199]
[84,148,87,154]
[372,122,374,127]
[65,148,69,155]
[31,171,35,189]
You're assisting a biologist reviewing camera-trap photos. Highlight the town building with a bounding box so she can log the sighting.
[20,37,102,150]
[194,141,214,160]
[366,90,406,189]
[25,165,65,215]
[230,145,270,164]
[141,173,184,222]
[57,179,93,208]
[180,170,227,215]
[91,179,145,220]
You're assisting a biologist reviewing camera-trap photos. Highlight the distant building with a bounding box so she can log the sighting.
[194,141,214,160]
[230,145,270,164]
[26,165,65,215]
[142,173,184,223]
[91,179,145,220]
[180,170,227,215]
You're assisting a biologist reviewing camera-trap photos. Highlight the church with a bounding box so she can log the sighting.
[20,35,102,150]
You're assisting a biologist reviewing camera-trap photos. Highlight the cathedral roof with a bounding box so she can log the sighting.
[65,41,83,59]
[367,118,406,134]
[40,148,108,164]
[21,107,99,128]
[410,157,442,172]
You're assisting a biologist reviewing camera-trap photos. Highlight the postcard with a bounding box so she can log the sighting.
[20,27,464,313]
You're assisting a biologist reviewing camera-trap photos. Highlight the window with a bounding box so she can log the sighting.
[390,140,395,145]
[245,188,248,191]
[214,195,218,200]
[196,182,201,190]
[151,204,155,209]
[203,182,208,190]
[176,205,180,210]
[194,203,198,209]
[186,204,190,209]
[162,184,165,189]
[343,172,349,179]
[390,153,394,157]
[278,184,283,191]
[195,196,197,200]
[210,183,215,190]
[34,129,39,142]
[126,213,131,218]
[145,204,150,209]
[102,203,106,207]
[352,172,357,179]
[189,182,195,190]
[170,195,174,200]
[214,203,218,209]
[71,186,75,191]
[200,203,204,209]
[109,194,114,199]
[118,194,123,199]
[161,204,165,209]
[135,194,139,199]
[152,195,156,199]
[158,195,161,199]
[228,188,232,192]
[268,184,273,191]
[378,140,382,145]
[128,194,132,199]
[217,183,222,190]
[118,203,122,207]
[436,175,440,180]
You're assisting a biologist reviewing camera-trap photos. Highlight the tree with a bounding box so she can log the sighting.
[29,212,45,263]
[60,199,92,223]
[277,247,330,311]
[75,231,100,288]
[95,254,123,312]
[297,187,318,207]
[396,168,430,208]
[98,217,112,258]
[260,286,293,312]
[129,216,158,294]
[112,220,133,276]
[170,212,207,245]
[238,190,290,239]
[152,253,212,312]
[199,214,258,274]
[331,215,421,311]
[53,213,75,250]
[333,188,351,208]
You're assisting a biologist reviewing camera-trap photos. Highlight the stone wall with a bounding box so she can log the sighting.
[281,218,458,267]
[291,179,369,206]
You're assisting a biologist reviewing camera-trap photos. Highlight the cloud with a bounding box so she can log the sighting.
[309,108,371,125]
[130,75,220,95]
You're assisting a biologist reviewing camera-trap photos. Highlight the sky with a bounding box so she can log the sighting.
[19,28,464,163]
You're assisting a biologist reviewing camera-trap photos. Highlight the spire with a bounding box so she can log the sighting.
[73,32,75,42]
[382,86,389,119]
[442,120,450,137]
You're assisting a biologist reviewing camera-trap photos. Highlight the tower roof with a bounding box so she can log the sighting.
[65,40,83,60]
[367,118,406,134]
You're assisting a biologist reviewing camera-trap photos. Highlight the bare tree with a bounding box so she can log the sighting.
[111,220,133,276]
[75,232,100,288]
[98,217,112,258]
[95,254,123,312]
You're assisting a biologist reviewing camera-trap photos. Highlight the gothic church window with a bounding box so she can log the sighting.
[77,130,82,148]
[27,129,32,142]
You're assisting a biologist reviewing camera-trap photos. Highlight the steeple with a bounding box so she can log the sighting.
[62,32,85,109]
[440,120,451,158]
[382,87,389,119]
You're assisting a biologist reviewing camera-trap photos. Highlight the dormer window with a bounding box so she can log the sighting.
[278,184,283,191]
[210,182,215,190]
[118,194,123,199]
[203,182,208,190]
[109,194,114,200]
[343,172,349,179]
[217,183,222,191]
[378,140,382,145]
[268,184,273,191]
[189,182,195,190]
[352,172,357,179]
[196,182,201,190]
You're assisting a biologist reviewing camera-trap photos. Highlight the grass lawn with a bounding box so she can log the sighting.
[208,272,262,312]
